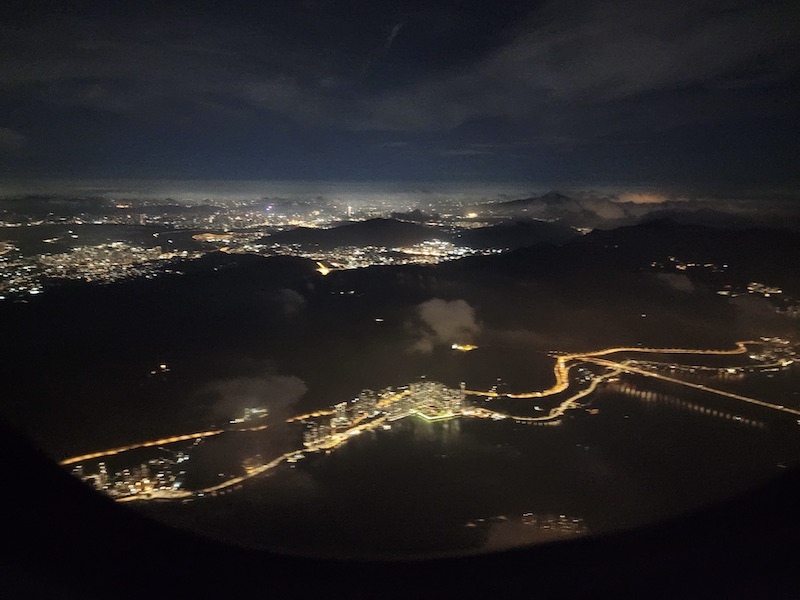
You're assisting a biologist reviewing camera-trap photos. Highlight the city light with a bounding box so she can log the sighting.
[61,338,799,504]
[451,343,478,352]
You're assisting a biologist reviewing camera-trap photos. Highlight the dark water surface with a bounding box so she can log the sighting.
[135,379,800,558]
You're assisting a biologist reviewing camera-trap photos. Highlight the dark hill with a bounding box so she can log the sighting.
[389,209,440,222]
[567,219,800,290]
[447,219,800,290]
[259,218,442,249]
[457,219,578,249]
[638,207,800,231]
[492,192,590,224]
[500,191,575,207]
[261,217,577,252]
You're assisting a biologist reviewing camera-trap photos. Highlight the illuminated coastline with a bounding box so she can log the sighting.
[59,338,798,503]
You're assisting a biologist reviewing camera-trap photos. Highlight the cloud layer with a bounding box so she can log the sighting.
[0,1,797,183]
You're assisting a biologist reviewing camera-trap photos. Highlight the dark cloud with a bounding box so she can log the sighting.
[360,22,405,78]
[489,328,582,352]
[655,273,695,294]
[0,127,27,151]
[440,147,495,157]
[408,298,481,353]
[204,373,308,422]
[500,0,799,101]
[0,1,797,185]
[730,296,795,339]
[273,289,307,316]
[358,0,800,132]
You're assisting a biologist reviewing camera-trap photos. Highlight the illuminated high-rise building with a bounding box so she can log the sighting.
[303,423,320,445]
[98,462,109,488]
[353,389,377,418]
[331,401,350,430]
[456,382,466,411]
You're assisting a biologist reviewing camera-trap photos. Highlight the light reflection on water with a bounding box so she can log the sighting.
[134,384,800,558]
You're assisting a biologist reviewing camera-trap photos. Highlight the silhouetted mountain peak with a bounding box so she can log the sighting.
[500,191,573,206]
[538,191,572,204]
[260,218,437,250]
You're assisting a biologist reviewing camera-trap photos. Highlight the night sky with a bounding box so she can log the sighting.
[1,0,798,189]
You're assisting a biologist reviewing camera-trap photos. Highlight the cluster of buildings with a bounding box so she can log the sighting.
[303,389,381,446]
[1,231,499,301]
[520,513,588,537]
[72,452,190,499]
[0,203,326,230]
[748,337,797,364]
[745,282,784,297]
[257,240,500,271]
[36,242,186,282]
[0,196,502,300]
[0,241,201,298]
[650,256,727,273]
[716,283,800,320]
[717,281,784,298]
[302,381,466,449]
[229,406,269,425]
[465,512,588,538]
[387,381,466,421]
[647,256,798,320]
[628,338,795,378]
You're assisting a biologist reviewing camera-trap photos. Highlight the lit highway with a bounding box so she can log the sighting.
[60,421,268,466]
[121,414,402,501]
[60,429,225,466]
[286,409,335,423]
[61,338,796,503]
[463,340,756,399]
[230,423,269,432]
[584,357,800,417]
[502,369,622,422]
